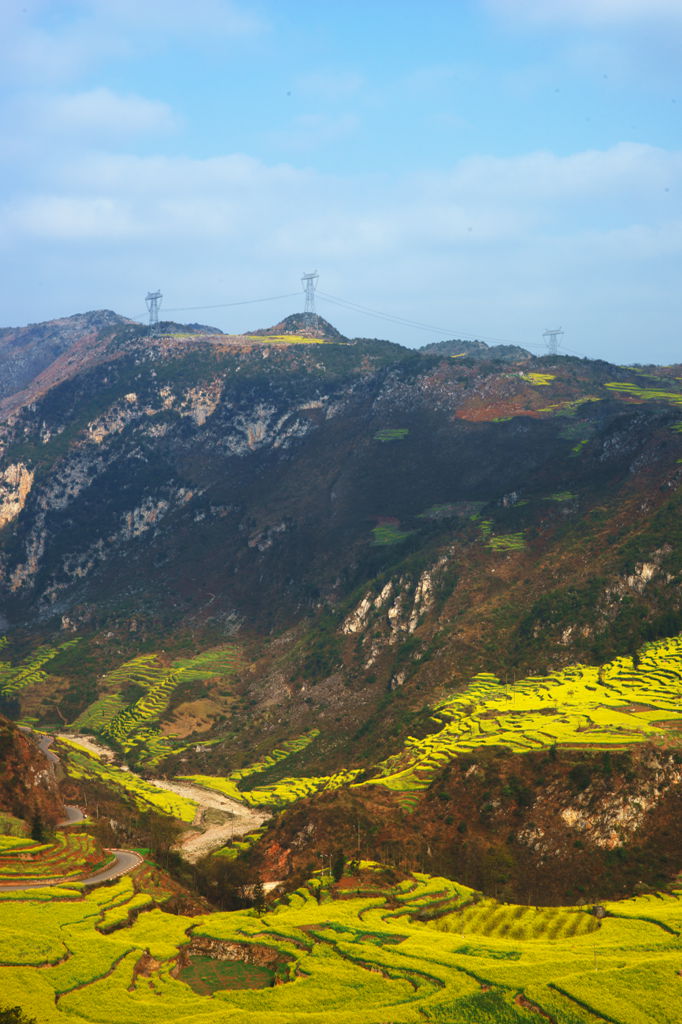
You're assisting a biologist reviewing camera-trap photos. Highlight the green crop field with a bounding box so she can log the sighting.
[486,532,526,551]
[524,372,556,386]
[72,645,244,768]
[604,380,682,407]
[245,334,328,345]
[374,427,409,442]
[178,730,364,810]
[57,739,199,821]
[372,523,414,545]
[0,831,109,884]
[0,639,79,697]
[0,863,680,1024]
[359,636,682,802]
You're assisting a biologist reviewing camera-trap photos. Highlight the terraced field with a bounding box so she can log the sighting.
[361,636,682,806]
[57,739,199,822]
[0,638,79,698]
[245,334,328,345]
[374,427,409,441]
[58,635,682,826]
[178,731,363,811]
[604,380,682,407]
[73,645,243,768]
[0,832,110,884]
[0,863,680,1023]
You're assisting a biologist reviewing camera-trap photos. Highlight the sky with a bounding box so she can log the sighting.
[1,0,681,362]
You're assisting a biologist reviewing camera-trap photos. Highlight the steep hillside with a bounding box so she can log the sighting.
[0,310,133,414]
[0,314,681,736]
[0,716,65,828]
[1,310,682,906]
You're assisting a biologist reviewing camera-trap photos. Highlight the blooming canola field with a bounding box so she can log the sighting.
[0,859,681,1024]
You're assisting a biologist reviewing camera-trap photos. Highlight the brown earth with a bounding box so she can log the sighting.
[251,744,682,905]
[0,717,65,827]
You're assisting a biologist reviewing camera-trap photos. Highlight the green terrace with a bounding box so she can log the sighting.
[57,739,198,822]
[0,833,110,884]
[358,636,682,804]
[177,730,366,810]
[604,380,682,407]
[71,645,244,769]
[372,523,414,545]
[373,428,409,442]
[0,862,680,1023]
[0,639,80,697]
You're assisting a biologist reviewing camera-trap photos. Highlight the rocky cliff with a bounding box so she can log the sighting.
[0,718,65,828]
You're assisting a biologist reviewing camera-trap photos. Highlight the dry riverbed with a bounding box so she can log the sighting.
[141,779,268,862]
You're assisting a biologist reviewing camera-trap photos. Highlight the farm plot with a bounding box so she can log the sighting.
[0,638,79,698]
[604,380,682,408]
[1,864,680,1024]
[0,832,109,884]
[359,635,682,801]
[179,732,362,811]
[74,645,244,768]
[57,740,198,822]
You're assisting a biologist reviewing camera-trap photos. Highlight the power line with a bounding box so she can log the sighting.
[162,291,300,313]
[126,280,589,358]
[317,290,534,348]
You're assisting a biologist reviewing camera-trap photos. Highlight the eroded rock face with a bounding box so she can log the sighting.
[0,308,680,652]
[556,754,682,850]
[341,557,447,668]
[0,463,34,528]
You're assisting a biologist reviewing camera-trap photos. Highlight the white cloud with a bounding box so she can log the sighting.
[1,140,680,361]
[0,0,265,85]
[266,113,360,152]
[87,0,266,37]
[487,0,682,25]
[423,143,682,203]
[5,196,139,241]
[18,88,177,141]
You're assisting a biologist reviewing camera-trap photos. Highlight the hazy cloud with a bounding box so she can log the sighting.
[488,0,682,24]
[295,71,365,100]
[18,88,177,141]
[0,0,265,85]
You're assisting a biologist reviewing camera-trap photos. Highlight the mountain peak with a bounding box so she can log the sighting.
[249,312,346,342]
[420,337,531,362]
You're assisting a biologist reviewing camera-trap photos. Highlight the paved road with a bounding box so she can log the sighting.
[37,733,59,765]
[0,848,143,891]
[58,804,85,826]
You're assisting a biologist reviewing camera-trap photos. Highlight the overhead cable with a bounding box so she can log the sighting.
[162,291,301,313]
[317,290,534,348]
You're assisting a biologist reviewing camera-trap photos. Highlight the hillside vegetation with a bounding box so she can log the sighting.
[1,311,682,1021]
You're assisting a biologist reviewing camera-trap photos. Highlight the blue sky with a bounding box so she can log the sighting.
[1,0,681,361]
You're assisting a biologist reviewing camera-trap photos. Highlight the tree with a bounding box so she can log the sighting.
[0,1006,38,1024]
[30,814,45,843]
[331,850,346,883]
[252,878,266,915]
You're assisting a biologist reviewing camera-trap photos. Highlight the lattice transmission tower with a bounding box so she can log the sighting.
[301,271,318,328]
[542,327,564,356]
[145,290,163,336]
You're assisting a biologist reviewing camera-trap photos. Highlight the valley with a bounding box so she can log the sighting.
[0,310,682,1022]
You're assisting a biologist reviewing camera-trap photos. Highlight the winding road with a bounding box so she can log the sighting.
[0,848,143,891]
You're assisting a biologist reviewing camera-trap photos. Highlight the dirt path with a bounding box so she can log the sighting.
[56,732,116,761]
[42,730,267,864]
[148,779,268,863]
